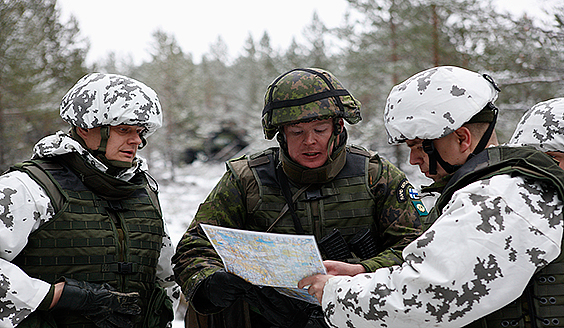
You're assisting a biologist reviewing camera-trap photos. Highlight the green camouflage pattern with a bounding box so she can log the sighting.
[262,68,362,139]
[172,149,424,305]
[362,153,425,271]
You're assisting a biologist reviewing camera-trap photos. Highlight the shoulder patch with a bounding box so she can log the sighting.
[408,187,428,216]
[412,200,428,216]
[408,186,421,200]
[396,178,410,202]
[397,179,428,216]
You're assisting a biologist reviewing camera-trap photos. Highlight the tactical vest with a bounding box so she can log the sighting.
[424,146,564,328]
[10,160,169,328]
[228,146,379,243]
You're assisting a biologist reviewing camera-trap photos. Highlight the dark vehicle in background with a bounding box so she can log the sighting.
[183,123,249,164]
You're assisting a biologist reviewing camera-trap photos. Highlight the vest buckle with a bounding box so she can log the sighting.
[118,261,134,274]
[305,189,326,201]
[107,200,124,211]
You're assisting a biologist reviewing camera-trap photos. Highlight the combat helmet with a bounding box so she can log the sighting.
[60,73,162,168]
[262,68,362,184]
[510,98,564,152]
[384,66,500,174]
[261,68,361,140]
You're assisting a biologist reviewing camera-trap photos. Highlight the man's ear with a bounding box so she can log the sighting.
[454,126,472,153]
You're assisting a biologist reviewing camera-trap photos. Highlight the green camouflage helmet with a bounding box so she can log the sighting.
[261,68,362,139]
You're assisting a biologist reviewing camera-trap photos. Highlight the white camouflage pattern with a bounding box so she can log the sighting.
[322,174,563,327]
[32,131,148,181]
[60,73,162,137]
[509,98,564,152]
[0,132,180,327]
[384,66,499,144]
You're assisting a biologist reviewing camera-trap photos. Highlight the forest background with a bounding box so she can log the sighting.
[1,0,564,183]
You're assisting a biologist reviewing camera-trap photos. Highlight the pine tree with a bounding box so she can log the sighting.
[0,0,88,170]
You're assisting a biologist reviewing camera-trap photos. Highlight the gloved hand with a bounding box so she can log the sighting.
[52,278,141,328]
[244,286,310,328]
[197,269,253,308]
[197,270,310,327]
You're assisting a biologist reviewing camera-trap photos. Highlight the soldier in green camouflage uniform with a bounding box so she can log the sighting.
[172,68,426,328]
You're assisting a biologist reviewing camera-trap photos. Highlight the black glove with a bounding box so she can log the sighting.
[53,278,141,328]
[244,286,310,328]
[197,269,253,308]
[197,270,310,327]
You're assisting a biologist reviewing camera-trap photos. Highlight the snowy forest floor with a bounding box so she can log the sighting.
[157,160,225,327]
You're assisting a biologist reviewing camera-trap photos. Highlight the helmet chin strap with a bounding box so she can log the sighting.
[276,117,345,158]
[278,118,348,184]
[96,126,110,156]
[467,104,498,161]
[422,139,461,175]
[326,118,345,163]
[422,106,498,175]
[73,126,134,173]
[98,126,135,172]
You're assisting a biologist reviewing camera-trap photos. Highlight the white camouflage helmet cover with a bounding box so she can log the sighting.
[384,66,499,144]
[509,98,564,152]
[60,73,162,137]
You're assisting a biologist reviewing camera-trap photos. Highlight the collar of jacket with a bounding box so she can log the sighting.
[279,142,347,185]
[420,173,453,195]
[56,152,147,200]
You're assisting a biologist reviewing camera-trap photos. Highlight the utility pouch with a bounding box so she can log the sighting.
[348,227,379,260]
[143,286,174,328]
[318,229,353,261]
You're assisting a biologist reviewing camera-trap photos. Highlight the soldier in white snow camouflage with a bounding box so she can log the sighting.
[300,66,564,328]
[59,73,162,136]
[510,97,564,169]
[0,73,179,328]
[384,65,498,143]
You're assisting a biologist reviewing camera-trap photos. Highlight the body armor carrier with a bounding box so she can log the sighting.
[192,146,384,328]
[424,146,564,328]
[11,159,169,328]
[228,146,379,245]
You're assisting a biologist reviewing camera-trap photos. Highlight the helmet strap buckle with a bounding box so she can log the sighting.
[97,126,110,155]
[423,140,438,175]
[423,139,462,176]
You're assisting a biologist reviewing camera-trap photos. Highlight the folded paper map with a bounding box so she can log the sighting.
[200,224,327,304]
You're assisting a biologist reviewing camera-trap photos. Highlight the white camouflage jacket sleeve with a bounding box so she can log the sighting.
[157,221,181,310]
[0,170,181,327]
[322,174,564,328]
[0,171,53,327]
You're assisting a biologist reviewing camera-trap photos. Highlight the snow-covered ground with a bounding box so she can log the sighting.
[156,160,225,327]
[159,161,226,247]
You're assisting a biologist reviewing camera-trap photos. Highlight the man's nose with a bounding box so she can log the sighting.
[303,131,316,144]
[129,132,143,145]
[409,150,422,165]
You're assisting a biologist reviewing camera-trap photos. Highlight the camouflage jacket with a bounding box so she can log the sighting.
[322,146,564,328]
[0,132,180,328]
[172,146,425,306]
